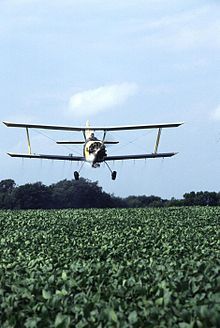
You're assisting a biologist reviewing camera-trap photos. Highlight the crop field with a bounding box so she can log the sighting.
[0,207,219,327]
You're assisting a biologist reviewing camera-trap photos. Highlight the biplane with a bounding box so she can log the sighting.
[3,120,183,180]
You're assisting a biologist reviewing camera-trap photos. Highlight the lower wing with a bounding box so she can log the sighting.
[104,152,177,161]
[7,151,177,162]
[7,153,85,161]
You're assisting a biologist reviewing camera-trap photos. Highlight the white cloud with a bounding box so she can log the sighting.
[211,106,220,121]
[130,4,220,51]
[68,83,139,117]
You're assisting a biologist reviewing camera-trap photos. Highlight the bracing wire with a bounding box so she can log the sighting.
[33,129,82,156]
[113,130,154,153]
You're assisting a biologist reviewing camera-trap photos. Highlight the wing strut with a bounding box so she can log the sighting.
[26,128,32,155]
[154,128,162,154]
[102,130,107,142]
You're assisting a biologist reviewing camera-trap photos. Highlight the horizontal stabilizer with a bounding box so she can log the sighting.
[104,152,177,161]
[7,153,85,161]
[56,141,85,144]
[56,140,119,144]
[104,141,119,144]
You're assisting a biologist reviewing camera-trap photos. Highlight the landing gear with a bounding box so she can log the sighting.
[104,161,117,180]
[111,171,117,180]
[74,171,79,180]
[74,162,85,180]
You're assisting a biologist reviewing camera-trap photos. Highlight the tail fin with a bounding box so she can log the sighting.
[85,120,94,139]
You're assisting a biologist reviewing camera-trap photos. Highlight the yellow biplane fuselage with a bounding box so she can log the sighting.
[84,139,107,167]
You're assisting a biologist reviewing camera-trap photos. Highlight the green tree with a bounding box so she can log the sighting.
[0,179,16,209]
[50,178,116,208]
[13,182,52,209]
[125,195,163,208]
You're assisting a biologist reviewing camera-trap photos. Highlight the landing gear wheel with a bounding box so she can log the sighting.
[74,171,80,180]
[111,171,117,180]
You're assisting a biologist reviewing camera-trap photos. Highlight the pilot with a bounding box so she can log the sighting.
[88,132,98,141]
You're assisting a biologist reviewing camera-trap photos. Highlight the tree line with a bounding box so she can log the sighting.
[0,179,219,209]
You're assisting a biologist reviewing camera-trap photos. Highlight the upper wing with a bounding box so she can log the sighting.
[3,121,85,131]
[104,152,177,161]
[94,122,184,131]
[3,121,184,132]
[7,153,85,161]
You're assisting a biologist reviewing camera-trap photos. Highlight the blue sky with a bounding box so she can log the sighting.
[0,0,219,198]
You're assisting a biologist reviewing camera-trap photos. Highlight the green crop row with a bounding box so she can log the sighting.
[0,207,219,327]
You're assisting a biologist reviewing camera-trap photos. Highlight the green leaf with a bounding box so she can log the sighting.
[179,323,194,328]
[24,317,41,328]
[55,313,64,327]
[56,288,68,296]
[48,274,55,284]
[42,289,51,300]
[128,310,138,324]
[54,313,71,327]
[62,271,67,281]
[155,297,163,306]
[108,309,118,323]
